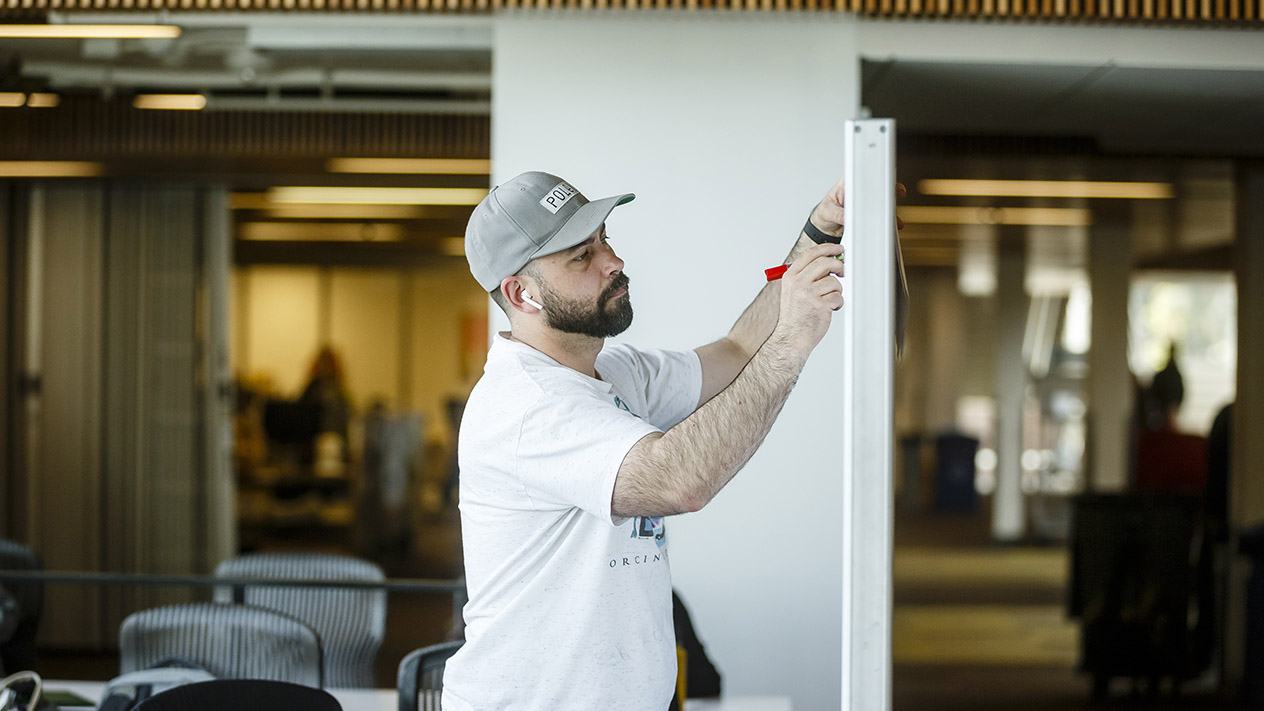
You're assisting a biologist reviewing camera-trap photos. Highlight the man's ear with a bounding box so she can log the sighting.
[502,277,542,314]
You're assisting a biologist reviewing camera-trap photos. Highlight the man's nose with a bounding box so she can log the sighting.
[598,243,624,276]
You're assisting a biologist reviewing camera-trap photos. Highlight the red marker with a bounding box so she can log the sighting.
[764,255,844,282]
[764,264,790,281]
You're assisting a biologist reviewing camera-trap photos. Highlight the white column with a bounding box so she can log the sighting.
[1087,208,1132,492]
[923,275,968,433]
[0,188,10,532]
[992,228,1027,542]
[1226,160,1264,694]
[841,119,895,711]
[203,186,237,566]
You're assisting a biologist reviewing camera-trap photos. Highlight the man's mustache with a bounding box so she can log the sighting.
[599,273,631,305]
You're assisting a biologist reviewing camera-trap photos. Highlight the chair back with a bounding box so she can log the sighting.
[396,640,463,711]
[134,679,341,711]
[213,552,386,688]
[119,603,323,687]
[0,539,42,674]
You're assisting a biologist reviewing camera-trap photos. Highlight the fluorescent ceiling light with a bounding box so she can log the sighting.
[0,92,58,108]
[268,186,487,205]
[0,161,104,177]
[327,158,491,175]
[26,93,59,108]
[900,206,1092,227]
[239,222,404,242]
[266,204,427,220]
[918,179,1174,199]
[0,24,182,39]
[133,94,206,111]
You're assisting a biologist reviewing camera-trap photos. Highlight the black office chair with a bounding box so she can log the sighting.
[0,586,19,661]
[0,538,42,674]
[397,640,463,711]
[120,603,323,687]
[135,679,341,711]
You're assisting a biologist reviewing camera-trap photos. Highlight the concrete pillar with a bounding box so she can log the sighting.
[924,274,967,434]
[1087,208,1133,492]
[1226,160,1264,695]
[0,188,11,536]
[992,227,1028,542]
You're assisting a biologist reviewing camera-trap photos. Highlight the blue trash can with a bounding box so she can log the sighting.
[933,432,979,514]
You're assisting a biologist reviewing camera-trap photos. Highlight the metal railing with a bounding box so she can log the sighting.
[0,569,464,594]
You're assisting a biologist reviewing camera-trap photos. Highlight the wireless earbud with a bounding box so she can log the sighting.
[521,292,544,311]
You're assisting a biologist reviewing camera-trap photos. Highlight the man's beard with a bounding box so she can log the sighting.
[538,272,633,339]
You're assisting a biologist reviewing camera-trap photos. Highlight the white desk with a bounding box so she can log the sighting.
[47,680,790,711]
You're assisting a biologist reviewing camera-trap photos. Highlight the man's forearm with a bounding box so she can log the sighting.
[614,331,808,518]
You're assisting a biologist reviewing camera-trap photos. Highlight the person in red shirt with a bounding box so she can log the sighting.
[1135,344,1208,494]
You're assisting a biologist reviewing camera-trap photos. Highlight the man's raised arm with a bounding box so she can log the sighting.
[613,241,844,519]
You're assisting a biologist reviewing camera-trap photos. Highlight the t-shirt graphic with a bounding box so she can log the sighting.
[633,515,667,549]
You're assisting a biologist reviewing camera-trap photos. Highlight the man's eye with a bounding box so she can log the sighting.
[573,252,588,261]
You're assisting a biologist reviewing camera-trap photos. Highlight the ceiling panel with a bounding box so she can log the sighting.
[864,59,1264,156]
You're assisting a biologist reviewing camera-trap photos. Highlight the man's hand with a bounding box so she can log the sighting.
[772,242,845,354]
[807,176,907,235]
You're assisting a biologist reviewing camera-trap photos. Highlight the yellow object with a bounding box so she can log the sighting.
[676,644,687,711]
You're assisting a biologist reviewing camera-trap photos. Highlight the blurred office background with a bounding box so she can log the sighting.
[2,5,1264,710]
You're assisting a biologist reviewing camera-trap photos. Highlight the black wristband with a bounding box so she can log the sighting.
[803,217,842,245]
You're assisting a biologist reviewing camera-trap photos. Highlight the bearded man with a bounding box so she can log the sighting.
[443,170,850,710]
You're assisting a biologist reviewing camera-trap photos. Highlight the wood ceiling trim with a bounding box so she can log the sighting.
[0,98,491,160]
[2,0,1260,21]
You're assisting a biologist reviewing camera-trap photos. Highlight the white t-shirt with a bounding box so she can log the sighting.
[442,334,703,711]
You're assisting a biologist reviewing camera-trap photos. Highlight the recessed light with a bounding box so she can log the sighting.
[133,94,207,111]
[0,161,104,177]
[918,179,1173,200]
[239,222,405,242]
[900,206,1092,227]
[0,24,182,39]
[26,93,60,108]
[326,158,491,175]
[268,187,487,206]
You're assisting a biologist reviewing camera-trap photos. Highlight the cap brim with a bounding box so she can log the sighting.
[528,192,635,262]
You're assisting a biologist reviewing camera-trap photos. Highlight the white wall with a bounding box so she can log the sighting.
[495,13,860,709]
[237,266,322,396]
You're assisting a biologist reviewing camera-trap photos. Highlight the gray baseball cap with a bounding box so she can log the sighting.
[465,171,634,292]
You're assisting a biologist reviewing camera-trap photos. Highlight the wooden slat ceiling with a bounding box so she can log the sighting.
[0,97,491,160]
[0,0,1260,22]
